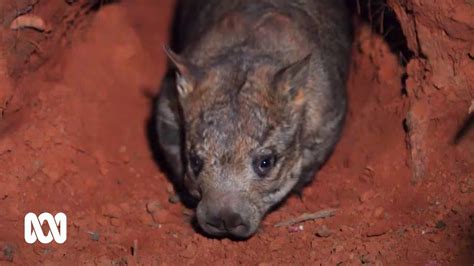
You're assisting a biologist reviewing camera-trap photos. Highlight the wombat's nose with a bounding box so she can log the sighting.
[221,210,244,231]
[204,209,249,237]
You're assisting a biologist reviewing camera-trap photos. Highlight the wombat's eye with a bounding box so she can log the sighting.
[189,153,203,176]
[253,155,276,177]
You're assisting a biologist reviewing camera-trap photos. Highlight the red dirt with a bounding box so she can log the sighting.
[0,0,472,265]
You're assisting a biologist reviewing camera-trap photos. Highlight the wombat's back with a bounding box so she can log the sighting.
[173,0,351,115]
[173,0,351,71]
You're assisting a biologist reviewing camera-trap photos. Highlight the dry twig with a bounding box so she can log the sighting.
[274,209,337,227]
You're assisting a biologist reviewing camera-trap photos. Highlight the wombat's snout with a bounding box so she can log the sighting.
[202,207,249,236]
[196,194,254,238]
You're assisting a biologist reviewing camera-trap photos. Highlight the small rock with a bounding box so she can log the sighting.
[182,209,194,216]
[102,204,122,218]
[339,225,354,232]
[138,213,153,225]
[315,225,332,238]
[166,183,174,194]
[428,234,443,243]
[180,243,197,258]
[359,190,375,203]
[146,200,162,213]
[88,231,100,241]
[94,151,109,176]
[168,194,180,204]
[151,209,174,224]
[110,218,121,227]
[366,223,388,237]
[373,207,385,219]
[360,254,373,264]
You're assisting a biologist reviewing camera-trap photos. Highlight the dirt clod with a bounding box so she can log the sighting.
[373,207,385,219]
[315,225,332,238]
[102,204,122,218]
[146,200,162,213]
[180,243,197,258]
[366,223,389,237]
[359,190,375,203]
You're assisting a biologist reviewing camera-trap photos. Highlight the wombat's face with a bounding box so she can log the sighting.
[164,47,309,238]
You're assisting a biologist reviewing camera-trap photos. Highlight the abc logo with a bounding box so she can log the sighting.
[24,212,67,244]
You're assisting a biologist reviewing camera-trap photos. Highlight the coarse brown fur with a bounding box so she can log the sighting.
[156,0,352,238]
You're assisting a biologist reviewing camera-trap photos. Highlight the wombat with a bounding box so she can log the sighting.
[156,0,352,238]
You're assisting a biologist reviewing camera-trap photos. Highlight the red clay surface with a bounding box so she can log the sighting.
[0,0,472,265]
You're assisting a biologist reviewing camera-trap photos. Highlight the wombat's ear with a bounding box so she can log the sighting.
[274,54,312,107]
[163,45,199,99]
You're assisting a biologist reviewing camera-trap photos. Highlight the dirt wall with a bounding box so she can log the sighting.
[387,0,474,183]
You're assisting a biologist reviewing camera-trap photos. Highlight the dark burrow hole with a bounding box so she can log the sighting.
[347,0,415,98]
[348,0,415,136]
[347,0,414,66]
